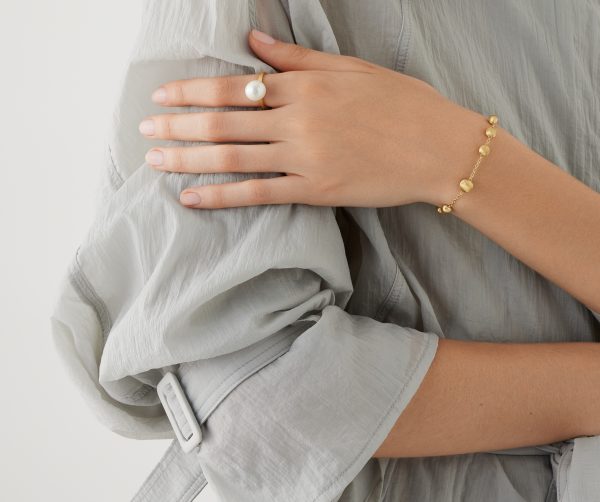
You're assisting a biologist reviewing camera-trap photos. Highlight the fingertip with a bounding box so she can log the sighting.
[145,149,164,167]
[250,29,276,45]
[151,87,167,104]
[181,192,202,206]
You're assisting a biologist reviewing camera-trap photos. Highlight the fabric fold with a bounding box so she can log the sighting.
[49,0,600,500]
[50,1,442,500]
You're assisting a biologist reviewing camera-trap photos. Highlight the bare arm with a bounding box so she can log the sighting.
[373,337,600,458]
[376,117,600,459]
[427,111,600,313]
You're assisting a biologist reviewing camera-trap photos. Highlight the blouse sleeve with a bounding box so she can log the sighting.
[49,1,441,500]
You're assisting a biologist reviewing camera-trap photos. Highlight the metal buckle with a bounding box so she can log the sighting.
[157,372,203,453]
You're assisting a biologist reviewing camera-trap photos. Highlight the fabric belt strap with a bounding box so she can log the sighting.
[131,321,311,501]
[131,440,207,502]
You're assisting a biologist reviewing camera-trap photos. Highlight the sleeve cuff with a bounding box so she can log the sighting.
[188,305,440,502]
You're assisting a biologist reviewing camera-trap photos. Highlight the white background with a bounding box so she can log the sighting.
[0,1,217,500]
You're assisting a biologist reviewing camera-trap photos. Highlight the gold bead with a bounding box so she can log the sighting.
[479,144,490,156]
[437,207,443,213]
[442,205,453,213]
[459,179,474,192]
[485,126,497,138]
[488,115,498,125]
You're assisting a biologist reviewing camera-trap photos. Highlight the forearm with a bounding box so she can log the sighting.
[373,337,600,458]
[428,110,600,313]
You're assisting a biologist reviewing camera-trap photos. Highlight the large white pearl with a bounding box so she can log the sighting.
[244,79,266,102]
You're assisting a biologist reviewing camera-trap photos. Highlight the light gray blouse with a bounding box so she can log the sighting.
[50,0,600,501]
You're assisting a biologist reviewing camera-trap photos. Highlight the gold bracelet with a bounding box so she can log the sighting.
[436,114,499,214]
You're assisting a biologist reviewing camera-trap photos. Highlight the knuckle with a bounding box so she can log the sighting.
[205,186,224,208]
[157,115,174,138]
[290,44,311,63]
[315,73,335,94]
[297,78,323,98]
[215,145,239,171]
[203,113,225,141]
[211,77,234,103]
[246,179,270,204]
[168,148,186,171]
[289,111,316,136]
[168,81,186,104]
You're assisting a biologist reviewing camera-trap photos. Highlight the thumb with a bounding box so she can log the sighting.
[248,29,364,72]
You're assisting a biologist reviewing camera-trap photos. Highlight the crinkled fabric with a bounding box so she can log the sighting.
[50,0,600,501]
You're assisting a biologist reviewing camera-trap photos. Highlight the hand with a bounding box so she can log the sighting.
[139,29,488,209]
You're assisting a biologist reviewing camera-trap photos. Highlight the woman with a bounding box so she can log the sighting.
[51,0,600,500]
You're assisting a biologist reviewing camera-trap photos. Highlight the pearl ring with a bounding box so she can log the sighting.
[244,71,267,108]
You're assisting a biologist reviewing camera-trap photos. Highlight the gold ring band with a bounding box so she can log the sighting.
[257,71,266,109]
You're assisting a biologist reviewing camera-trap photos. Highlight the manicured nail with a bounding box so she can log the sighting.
[152,87,167,104]
[145,149,164,166]
[139,119,155,135]
[181,192,202,205]
[251,29,275,44]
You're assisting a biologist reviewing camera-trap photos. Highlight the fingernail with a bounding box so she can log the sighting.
[251,29,275,44]
[145,149,164,166]
[181,192,202,205]
[152,87,167,104]
[139,119,155,135]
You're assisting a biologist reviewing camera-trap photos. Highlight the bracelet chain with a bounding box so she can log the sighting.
[436,114,499,214]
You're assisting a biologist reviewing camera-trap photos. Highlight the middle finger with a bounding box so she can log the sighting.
[139,108,286,143]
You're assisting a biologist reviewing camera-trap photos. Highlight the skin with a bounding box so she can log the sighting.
[372,339,600,458]
[139,29,600,457]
